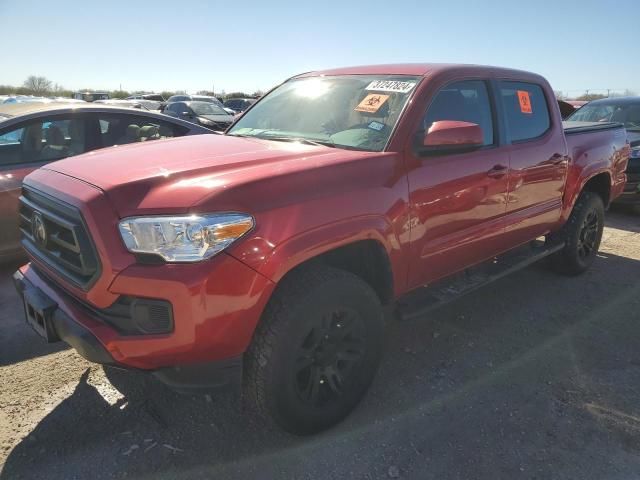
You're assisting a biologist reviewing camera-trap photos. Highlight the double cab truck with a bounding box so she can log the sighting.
[13,64,629,434]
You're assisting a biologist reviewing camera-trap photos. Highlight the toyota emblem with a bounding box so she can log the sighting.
[31,211,47,247]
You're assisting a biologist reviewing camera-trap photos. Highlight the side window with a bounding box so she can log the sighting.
[423,80,494,146]
[95,114,190,147]
[499,81,550,142]
[0,117,86,166]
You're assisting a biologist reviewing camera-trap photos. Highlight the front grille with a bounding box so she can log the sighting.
[19,187,100,290]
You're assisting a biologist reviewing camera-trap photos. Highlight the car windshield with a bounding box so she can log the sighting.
[568,101,640,131]
[227,75,421,152]
[191,102,228,116]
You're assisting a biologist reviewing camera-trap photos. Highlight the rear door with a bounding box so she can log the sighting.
[498,81,568,244]
[406,79,512,288]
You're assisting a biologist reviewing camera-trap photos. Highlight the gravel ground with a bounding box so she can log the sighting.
[1,209,640,480]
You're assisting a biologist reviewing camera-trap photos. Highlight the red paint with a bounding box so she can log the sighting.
[18,64,630,371]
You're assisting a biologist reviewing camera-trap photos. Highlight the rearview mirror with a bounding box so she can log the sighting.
[419,120,484,154]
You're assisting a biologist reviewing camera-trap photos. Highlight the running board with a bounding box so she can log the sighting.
[397,240,565,321]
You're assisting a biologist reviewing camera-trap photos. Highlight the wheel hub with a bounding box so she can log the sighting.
[577,209,599,259]
[293,309,365,406]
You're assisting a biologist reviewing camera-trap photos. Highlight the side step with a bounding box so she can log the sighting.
[397,240,565,321]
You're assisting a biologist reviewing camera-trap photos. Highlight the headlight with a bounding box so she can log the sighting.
[631,148,640,158]
[118,214,254,262]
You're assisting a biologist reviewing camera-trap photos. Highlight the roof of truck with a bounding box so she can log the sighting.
[304,63,541,79]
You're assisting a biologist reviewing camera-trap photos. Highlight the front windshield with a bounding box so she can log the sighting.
[227,74,421,151]
[568,102,640,131]
[191,102,228,116]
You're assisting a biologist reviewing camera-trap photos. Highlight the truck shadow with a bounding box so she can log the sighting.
[0,260,68,367]
[2,251,640,479]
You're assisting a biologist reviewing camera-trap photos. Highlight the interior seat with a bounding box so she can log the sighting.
[40,126,69,160]
[22,124,44,162]
[117,124,141,144]
[139,125,159,141]
[67,120,86,155]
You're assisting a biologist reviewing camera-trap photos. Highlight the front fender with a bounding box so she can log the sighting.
[229,215,407,297]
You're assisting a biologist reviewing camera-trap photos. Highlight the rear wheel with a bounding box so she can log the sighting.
[244,265,384,435]
[550,191,605,275]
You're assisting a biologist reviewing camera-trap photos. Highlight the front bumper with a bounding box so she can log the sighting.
[13,254,275,391]
[13,269,114,365]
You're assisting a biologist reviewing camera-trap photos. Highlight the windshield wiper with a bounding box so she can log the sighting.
[256,135,337,148]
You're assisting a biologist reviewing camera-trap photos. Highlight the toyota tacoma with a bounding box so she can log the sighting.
[13,64,630,434]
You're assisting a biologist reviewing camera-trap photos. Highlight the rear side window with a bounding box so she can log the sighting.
[499,81,550,142]
[94,114,189,147]
[423,80,494,146]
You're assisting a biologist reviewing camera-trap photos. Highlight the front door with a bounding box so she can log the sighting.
[406,79,512,289]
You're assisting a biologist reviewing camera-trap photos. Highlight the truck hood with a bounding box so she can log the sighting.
[42,134,378,217]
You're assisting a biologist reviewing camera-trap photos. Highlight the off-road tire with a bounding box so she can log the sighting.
[550,191,605,275]
[244,265,384,435]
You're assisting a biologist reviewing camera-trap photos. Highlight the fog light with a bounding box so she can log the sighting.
[131,299,173,334]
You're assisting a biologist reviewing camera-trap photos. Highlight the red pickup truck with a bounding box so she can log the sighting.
[13,64,629,434]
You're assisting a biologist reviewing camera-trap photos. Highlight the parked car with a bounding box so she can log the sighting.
[126,93,165,102]
[124,94,165,111]
[162,95,235,115]
[163,101,234,131]
[94,99,147,109]
[72,91,110,102]
[223,97,256,113]
[1,96,53,104]
[567,96,640,207]
[0,102,212,261]
[13,64,629,435]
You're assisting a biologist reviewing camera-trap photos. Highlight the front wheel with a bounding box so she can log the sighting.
[550,191,605,275]
[244,265,384,435]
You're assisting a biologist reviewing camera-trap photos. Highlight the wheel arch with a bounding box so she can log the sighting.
[254,217,402,307]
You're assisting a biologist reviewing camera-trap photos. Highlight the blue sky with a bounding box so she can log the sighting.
[1,0,638,96]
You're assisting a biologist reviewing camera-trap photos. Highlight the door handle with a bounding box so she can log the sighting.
[487,165,508,179]
[549,153,565,165]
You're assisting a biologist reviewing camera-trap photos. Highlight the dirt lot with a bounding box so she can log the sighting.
[1,209,639,480]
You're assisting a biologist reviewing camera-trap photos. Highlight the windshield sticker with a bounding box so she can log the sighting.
[355,94,389,113]
[368,121,385,131]
[517,90,532,114]
[365,80,416,93]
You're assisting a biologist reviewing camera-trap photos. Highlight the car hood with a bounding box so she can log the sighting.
[42,134,380,217]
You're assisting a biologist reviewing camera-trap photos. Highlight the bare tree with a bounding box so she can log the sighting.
[23,75,52,95]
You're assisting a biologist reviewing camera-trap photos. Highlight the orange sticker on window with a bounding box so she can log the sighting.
[355,94,390,113]
[517,90,532,114]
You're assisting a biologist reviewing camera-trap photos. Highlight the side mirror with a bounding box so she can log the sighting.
[181,111,192,117]
[419,120,484,154]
